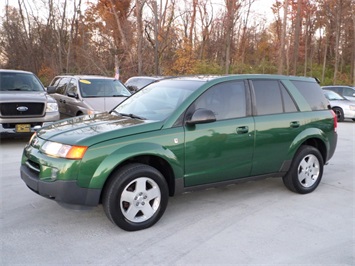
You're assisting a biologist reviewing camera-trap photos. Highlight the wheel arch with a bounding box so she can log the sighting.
[100,155,176,204]
[290,128,329,164]
[91,142,182,203]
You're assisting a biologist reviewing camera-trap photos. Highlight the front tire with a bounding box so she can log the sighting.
[283,145,324,194]
[103,163,169,231]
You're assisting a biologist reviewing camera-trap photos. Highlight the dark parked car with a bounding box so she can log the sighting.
[0,69,59,137]
[21,75,337,231]
[323,90,355,122]
[322,85,355,101]
[47,75,131,118]
[124,76,165,93]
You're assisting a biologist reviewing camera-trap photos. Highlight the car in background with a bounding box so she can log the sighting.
[21,74,337,231]
[47,75,131,118]
[124,76,166,93]
[322,85,355,101]
[0,69,59,137]
[323,89,355,122]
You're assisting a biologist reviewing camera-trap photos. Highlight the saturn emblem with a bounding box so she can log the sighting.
[17,106,29,112]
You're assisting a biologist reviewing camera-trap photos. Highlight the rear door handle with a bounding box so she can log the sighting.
[290,121,300,128]
[236,126,249,134]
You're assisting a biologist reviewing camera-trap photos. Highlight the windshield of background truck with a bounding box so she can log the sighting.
[0,72,44,92]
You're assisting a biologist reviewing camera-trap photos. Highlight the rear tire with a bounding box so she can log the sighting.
[333,107,344,122]
[283,145,324,194]
[102,163,168,231]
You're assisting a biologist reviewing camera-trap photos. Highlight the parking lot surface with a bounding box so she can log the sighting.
[1,122,354,265]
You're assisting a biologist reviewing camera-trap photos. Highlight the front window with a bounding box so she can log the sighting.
[113,79,201,121]
[323,90,345,100]
[79,79,131,97]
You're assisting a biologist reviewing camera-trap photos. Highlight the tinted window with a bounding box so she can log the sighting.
[281,84,298,112]
[79,79,131,97]
[56,77,71,95]
[193,81,247,120]
[0,72,44,92]
[67,79,78,95]
[343,87,355,97]
[253,80,283,115]
[292,80,328,110]
[49,77,62,87]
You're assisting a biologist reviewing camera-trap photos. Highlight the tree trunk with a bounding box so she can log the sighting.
[278,0,288,74]
[292,0,302,76]
[136,0,144,75]
[333,1,342,84]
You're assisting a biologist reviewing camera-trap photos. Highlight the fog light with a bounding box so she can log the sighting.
[51,168,59,180]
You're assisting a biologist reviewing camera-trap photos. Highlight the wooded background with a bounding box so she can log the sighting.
[0,0,354,86]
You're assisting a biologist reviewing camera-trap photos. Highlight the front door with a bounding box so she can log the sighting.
[183,80,255,187]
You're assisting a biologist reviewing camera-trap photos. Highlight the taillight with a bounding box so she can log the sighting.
[330,110,337,132]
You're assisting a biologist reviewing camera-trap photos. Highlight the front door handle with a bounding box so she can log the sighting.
[236,126,249,134]
[290,121,300,128]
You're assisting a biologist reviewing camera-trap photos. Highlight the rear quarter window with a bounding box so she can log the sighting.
[291,80,329,111]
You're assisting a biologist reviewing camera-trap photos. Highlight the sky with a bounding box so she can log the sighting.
[0,0,276,23]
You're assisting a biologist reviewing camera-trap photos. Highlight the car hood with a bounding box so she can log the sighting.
[83,97,127,112]
[329,99,352,108]
[0,91,53,102]
[36,112,163,146]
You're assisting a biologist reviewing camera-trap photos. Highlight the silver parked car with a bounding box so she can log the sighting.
[323,90,355,122]
[47,75,131,118]
[322,85,355,101]
[0,69,60,137]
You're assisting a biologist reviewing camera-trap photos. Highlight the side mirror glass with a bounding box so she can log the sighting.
[47,86,56,94]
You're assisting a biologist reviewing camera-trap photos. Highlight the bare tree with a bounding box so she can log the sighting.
[276,0,288,74]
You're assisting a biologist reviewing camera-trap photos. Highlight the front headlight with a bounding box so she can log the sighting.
[46,102,58,112]
[41,141,88,159]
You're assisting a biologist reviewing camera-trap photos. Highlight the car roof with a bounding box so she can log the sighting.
[0,69,34,74]
[54,74,116,80]
[154,74,319,83]
[322,85,355,88]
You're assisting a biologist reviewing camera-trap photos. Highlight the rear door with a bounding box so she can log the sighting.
[183,80,255,187]
[249,79,302,175]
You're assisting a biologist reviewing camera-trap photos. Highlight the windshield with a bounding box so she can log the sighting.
[0,72,44,91]
[323,90,345,100]
[79,78,131,98]
[113,79,202,121]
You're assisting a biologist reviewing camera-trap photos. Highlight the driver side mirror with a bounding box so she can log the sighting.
[47,86,56,94]
[186,108,216,125]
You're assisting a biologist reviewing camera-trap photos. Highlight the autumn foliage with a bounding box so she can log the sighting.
[0,0,354,86]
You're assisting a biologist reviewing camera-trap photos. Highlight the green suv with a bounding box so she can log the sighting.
[20,75,338,231]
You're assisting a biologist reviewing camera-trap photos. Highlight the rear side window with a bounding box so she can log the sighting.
[252,80,298,115]
[292,81,328,110]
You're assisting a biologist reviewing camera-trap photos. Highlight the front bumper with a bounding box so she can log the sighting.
[20,164,101,206]
[0,111,60,136]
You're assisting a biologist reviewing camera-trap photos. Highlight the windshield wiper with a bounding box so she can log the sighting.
[119,112,146,120]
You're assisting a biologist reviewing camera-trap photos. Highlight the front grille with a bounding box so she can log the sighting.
[25,160,41,174]
[0,102,45,117]
[1,122,42,129]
